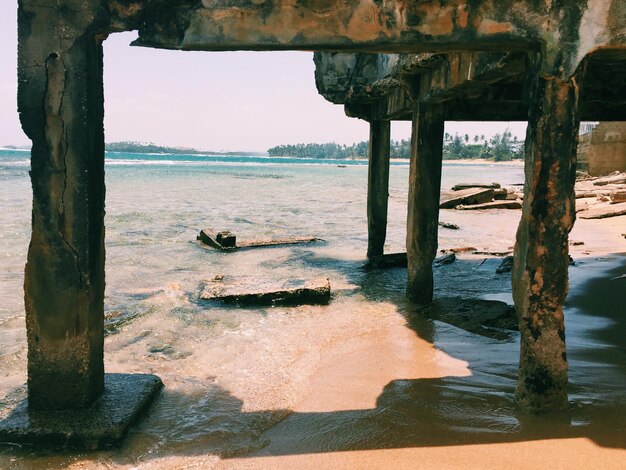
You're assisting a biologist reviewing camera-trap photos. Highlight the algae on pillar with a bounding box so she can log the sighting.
[512,73,580,411]
[367,120,391,259]
[406,105,445,304]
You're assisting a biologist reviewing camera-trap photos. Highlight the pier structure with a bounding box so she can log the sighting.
[6,0,626,447]
[315,47,625,409]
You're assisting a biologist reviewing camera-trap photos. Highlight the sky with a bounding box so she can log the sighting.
[0,2,527,152]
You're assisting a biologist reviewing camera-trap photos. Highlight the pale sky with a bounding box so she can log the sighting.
[0,1,526,152]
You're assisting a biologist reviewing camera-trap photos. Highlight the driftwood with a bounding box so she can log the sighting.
[198,227,322,250]
[440,188,495,209]
[578,203,626,219]
[456,200,522,210]
[199,276,331,305]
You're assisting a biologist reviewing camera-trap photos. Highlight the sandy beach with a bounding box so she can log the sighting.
[0,158,624,469]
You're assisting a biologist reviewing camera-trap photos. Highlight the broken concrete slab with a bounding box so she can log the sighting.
[592,174,626,186]
[439,188,495,209]
[610,190,626,203]
[363,252,455,270]
[456,200,522,210]
[412,298,518,340]
[198,276,331,306]
[198,228,322,250]
[0,373,162,450]
[578,203,626,219]
[496,256,514,274]
[451,182,501,191]
[236,237,322,249]
[433,253,456,266]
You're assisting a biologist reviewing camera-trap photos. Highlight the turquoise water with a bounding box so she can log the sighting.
[2,149,623,467]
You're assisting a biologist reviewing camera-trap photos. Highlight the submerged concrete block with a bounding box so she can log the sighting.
[199,276,331,306]
[0,373,163,450]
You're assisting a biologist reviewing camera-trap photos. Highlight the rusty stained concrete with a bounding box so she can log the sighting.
[12,0,626,431]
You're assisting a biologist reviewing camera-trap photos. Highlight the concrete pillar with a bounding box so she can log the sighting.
[406,105,445,304]
[512,74,580,411]
[367,120,391,259]
[19,3,107,410]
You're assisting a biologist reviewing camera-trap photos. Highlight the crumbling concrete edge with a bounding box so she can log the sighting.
[0,373,163,450]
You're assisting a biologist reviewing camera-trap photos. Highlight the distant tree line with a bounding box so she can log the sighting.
[268,129,523,161]
[105,141,203,154]
[442,130,524,161]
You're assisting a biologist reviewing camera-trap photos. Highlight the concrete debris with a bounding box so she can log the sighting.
[198,227,322,250]
[456,200,523,210]
[439,188,495,208]
[578,203,626,219]
[198,276,331,306]
[439,221,460,230]
[451,182,501,191]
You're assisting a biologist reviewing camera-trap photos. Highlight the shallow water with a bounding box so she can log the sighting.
[1,150,624,468]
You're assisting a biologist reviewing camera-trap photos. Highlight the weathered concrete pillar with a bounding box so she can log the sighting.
[406,105,445,304]
[512,74,580,411]
[367,120,391,259]
[18,2,107,410]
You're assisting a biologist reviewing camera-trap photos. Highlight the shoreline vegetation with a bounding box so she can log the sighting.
[31,130,524,162]
[268,130,524,162]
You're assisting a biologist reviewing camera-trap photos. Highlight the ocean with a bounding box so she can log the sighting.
[1,149,624,467]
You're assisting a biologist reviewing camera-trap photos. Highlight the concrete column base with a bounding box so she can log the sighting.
[0,374,162,450]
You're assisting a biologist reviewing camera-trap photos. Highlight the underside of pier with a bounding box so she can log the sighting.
[5,0,626,449]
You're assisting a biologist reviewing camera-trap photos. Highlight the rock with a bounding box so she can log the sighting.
[438,221,460,230]
[198,276,331,306]
[440,188,494,209]
[451,182,501,191]
[433,253,456,266]
[496,256,514,274]
[610,190,626,203]
[456,200,522,210]
[592,174,626,186]
[494,189,518,200]
[578,203,626,219]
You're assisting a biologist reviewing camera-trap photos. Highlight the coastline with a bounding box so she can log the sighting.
[0,159,624,469]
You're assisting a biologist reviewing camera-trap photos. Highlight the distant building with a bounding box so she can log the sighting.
[577,122,626,176]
